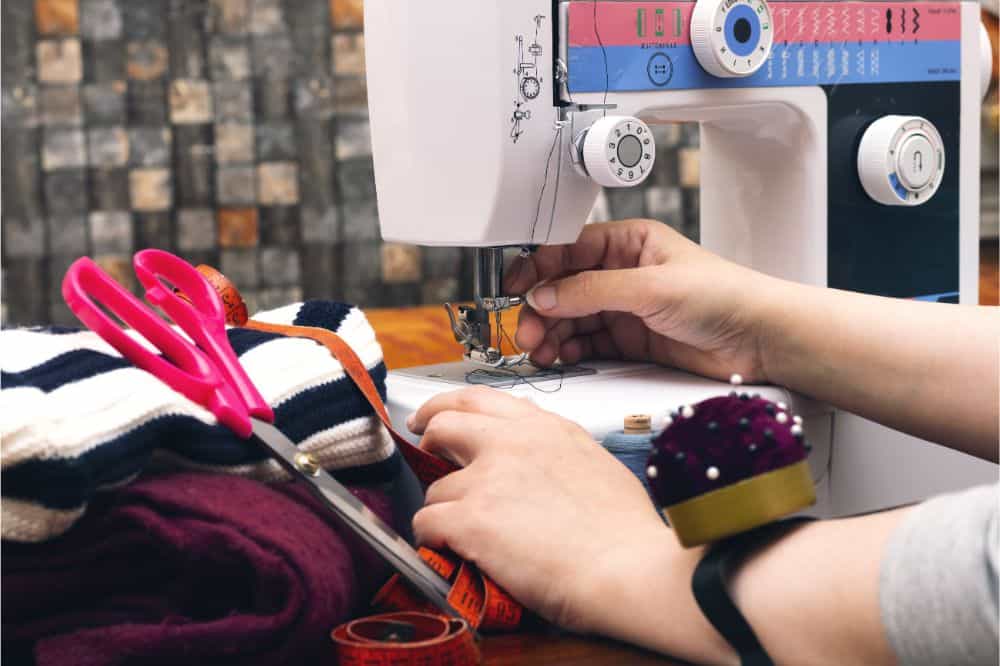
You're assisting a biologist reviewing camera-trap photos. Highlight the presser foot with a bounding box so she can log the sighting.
[464,348,528,369]
[444,302,526,369]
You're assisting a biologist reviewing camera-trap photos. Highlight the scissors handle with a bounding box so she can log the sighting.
[61,253,269,438]
[134,249,273,426]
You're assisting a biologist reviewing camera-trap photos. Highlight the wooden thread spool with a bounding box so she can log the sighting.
[623,414,652,434]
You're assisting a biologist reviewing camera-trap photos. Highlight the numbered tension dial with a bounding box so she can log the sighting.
[691,0,774,78]
[581,116,656,188]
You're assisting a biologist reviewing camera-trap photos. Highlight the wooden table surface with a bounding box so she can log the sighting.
[981,240,998,307]
[364,241,999,663]
[479,629,679,665]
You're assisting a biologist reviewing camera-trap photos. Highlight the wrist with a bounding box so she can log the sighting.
[584,526,738,664]
[568,523,674,633]
[753,274,810,387]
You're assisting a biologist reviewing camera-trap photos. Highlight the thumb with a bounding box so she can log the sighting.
[525,267,663,319]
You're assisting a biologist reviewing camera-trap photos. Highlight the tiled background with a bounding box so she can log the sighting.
[0,0,701,326]
[2,1,994,326]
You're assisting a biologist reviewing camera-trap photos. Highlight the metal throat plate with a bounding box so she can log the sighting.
[393,361,598,388]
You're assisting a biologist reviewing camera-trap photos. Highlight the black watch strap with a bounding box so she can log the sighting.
[691,517,815,666]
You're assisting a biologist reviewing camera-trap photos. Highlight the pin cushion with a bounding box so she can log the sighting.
[645,392,815,547]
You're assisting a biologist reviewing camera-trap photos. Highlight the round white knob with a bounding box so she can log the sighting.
[857,115,945,207]
[980,22,994,101]
[691,0,774,78]
[582,116,655,188]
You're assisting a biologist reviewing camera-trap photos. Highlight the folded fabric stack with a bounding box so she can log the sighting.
[1,301,400,665]
[3,473,392,666]
[1,300,398,543]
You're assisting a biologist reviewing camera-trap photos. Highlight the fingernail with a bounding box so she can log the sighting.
[406,414,416,431]
[527,284,556,311]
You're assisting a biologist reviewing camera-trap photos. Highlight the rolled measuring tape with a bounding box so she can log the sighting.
[373,547,522,632]
[192,263,524,662]
[192,263,249,326]
[332,612,479,666]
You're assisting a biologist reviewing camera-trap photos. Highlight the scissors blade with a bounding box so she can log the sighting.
[249,419,460,621]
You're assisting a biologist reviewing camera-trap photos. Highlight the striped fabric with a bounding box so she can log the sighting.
[1,301,400,543]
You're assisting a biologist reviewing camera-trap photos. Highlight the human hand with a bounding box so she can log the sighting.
[405,386,677,634]
[505,219,781,383]
[406,386,911,665]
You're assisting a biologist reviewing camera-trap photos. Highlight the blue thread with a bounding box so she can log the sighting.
[601,430,656,495]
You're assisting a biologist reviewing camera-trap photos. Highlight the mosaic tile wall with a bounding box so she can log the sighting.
[1,0,701,327]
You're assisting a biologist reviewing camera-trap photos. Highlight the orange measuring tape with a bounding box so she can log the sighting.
[193,265,523,664]
[331,612,478,666]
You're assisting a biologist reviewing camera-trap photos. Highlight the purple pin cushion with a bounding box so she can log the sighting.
[645,393,816,547]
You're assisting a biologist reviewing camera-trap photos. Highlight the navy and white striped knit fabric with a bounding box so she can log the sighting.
[1,300,400,543]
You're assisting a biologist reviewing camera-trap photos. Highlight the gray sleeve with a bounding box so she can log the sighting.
[880,483,999,666]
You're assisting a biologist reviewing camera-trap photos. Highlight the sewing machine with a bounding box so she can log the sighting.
[364,0,996,517]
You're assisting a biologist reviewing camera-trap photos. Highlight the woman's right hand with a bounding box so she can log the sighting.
[504,219,784,383]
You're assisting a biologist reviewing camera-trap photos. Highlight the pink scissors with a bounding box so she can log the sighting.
[62,249,458,621]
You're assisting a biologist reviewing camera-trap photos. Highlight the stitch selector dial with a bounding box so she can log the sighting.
[857,115,945,206]
[581,116,655,187]
[691,0,773,78]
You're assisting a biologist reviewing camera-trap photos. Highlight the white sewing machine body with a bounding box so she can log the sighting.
[365,0,997,516]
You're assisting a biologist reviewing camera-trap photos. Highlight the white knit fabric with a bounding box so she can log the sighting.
[1,302,397,542]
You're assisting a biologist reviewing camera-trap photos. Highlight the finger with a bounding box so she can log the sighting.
[412,502,463,550]
[528,315,608,366]
[606,313,652,361]
[408,385,537,434]
[557,330,623,364]
[516,306,604,353]
[417,411,505,466]
[559,336,591,365]
[526,267,665,320]
[423,467,476,506]
[525,318,567,366]
[590,329,622,360]
[504,220,666,294]
[568,314,604,336]
[412,502,492,565]
[514,306,549,351]
[529,336,560,367]
[547,319,576,347]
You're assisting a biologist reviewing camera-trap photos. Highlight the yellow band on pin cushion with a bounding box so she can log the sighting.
[663,460,816,548]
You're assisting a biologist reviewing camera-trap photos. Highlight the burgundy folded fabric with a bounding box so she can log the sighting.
[2,472,392,666]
